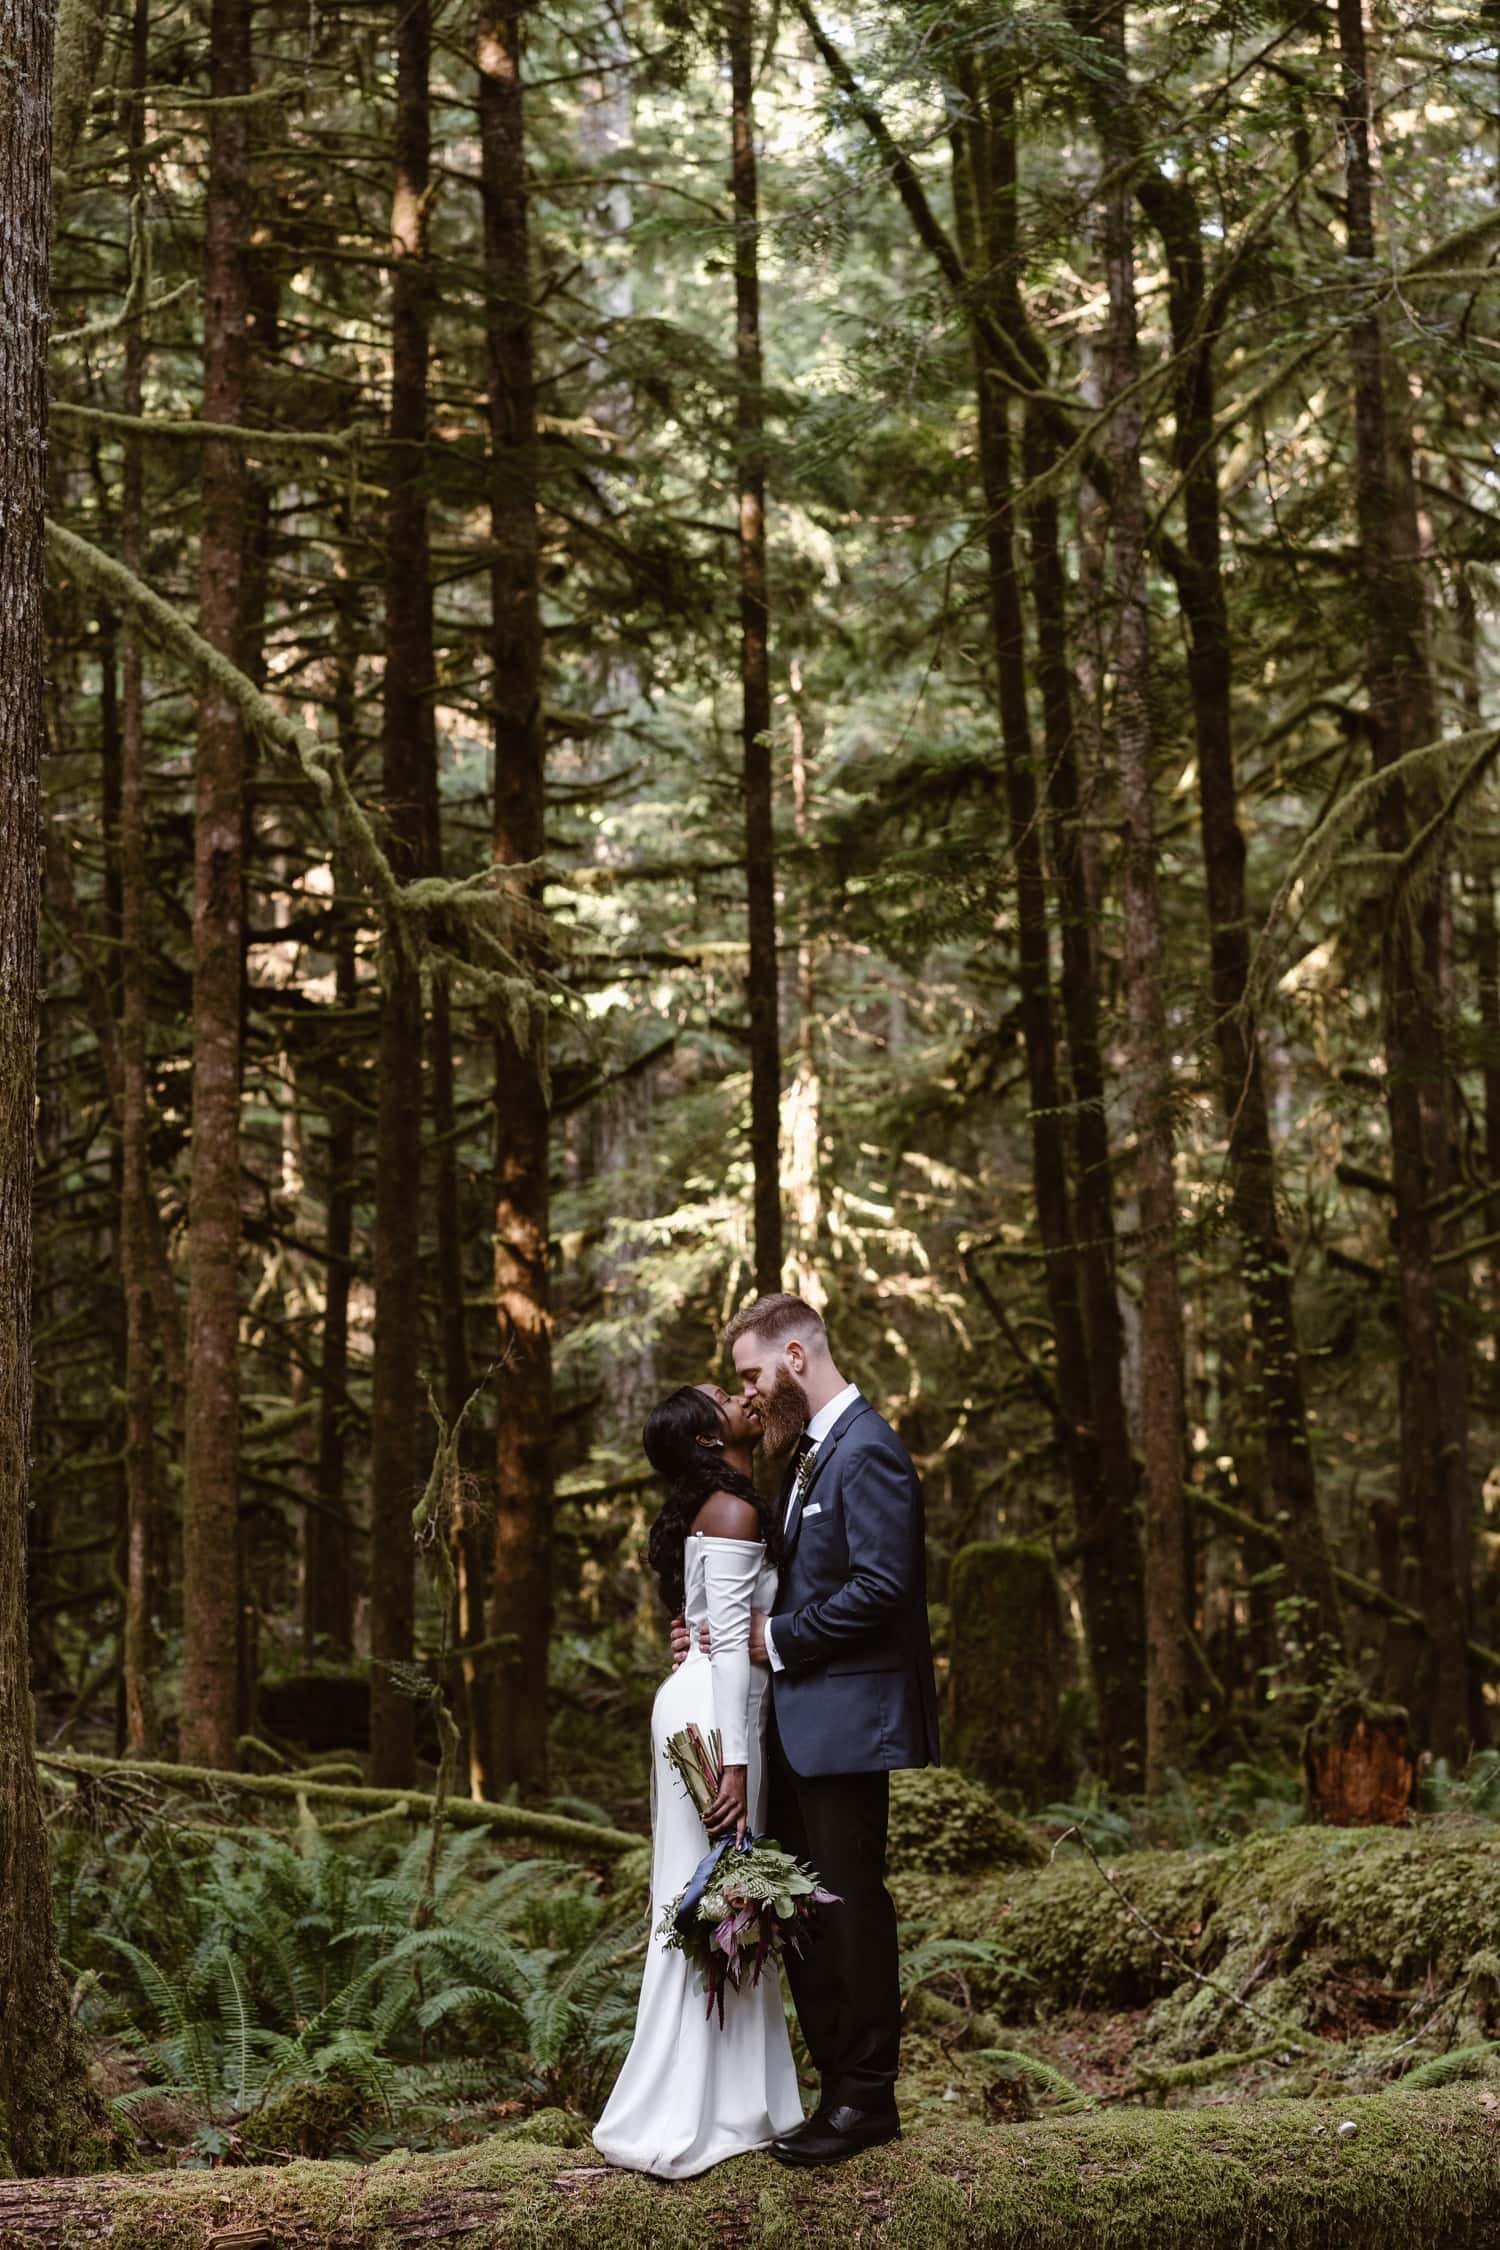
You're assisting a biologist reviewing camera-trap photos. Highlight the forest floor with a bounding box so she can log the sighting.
[24,1680,1500,2244]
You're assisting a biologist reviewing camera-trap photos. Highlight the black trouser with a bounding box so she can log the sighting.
[766,1709,901,2113]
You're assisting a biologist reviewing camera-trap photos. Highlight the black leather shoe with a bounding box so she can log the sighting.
[770,2103,900,2167]
[771,2106,828,2148]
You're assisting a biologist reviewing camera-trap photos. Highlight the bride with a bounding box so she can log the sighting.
[592,1381,806,2176]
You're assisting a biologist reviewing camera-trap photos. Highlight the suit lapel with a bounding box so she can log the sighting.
[781,1398,870,1560]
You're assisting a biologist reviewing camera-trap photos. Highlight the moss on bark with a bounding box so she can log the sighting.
[1,2093,1496,2248]
[947,1542,1070,1804]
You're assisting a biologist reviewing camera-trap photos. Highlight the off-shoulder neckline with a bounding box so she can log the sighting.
[687,1531,767,1546]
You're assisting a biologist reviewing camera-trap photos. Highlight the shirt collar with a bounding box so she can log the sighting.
[805,1383,862,1447]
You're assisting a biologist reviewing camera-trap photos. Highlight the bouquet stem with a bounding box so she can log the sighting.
[664,1721,722,1826]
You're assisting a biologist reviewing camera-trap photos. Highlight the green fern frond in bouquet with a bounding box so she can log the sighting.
[658,1724,838,2028]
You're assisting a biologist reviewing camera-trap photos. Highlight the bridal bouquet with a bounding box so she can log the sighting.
[659,1723,839,2027]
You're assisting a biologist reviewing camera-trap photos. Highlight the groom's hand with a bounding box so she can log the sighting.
[748,1610,770,1667]
[669,1615,714,1668]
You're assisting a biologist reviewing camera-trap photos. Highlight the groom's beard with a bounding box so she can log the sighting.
[758,1364,810,1460]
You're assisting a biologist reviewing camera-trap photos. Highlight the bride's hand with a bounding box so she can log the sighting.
[704,1763,748,1845]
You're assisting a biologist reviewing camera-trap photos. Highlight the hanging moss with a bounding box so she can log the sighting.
[947,1542,1072,1805]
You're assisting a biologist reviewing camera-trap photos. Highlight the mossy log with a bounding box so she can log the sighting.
[1,2094,1497,2247]
[37,1753,642,1854]
[892,1822,1500,2021]
[947,1541,1070,1803]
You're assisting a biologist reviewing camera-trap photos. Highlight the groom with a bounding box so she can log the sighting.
[674,1292,940,2167]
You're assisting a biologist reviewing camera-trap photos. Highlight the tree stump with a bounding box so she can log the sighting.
[947,1540,1070,1804]
[1302,1684,1415,1826]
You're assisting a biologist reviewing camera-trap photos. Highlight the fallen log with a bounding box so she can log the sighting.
[36,1752,643,1855]
[1,2093,1497,2248]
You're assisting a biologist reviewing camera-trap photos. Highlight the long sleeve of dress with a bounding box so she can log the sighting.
[699,1536,763,1767]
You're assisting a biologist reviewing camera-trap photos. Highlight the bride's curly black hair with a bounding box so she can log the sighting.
[643,1386,780,1615]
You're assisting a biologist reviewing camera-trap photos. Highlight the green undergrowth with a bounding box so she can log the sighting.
[20,2091,1500,2250]
[894,1819,1500,2041]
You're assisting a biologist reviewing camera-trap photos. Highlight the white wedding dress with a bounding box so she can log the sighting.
[592,1534,805,2176]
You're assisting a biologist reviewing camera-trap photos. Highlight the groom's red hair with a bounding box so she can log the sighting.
[722,1292,827,1353]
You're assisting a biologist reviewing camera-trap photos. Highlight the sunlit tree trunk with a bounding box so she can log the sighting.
[1336,0,1470,1759]
[180,0,252,1770]
[476,0,552,1797]
[730,0,782,1293]
[369,0,438,1786]
[0,0,104,2163]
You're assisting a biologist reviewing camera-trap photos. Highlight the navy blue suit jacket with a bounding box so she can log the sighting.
[768,1397,941,1779]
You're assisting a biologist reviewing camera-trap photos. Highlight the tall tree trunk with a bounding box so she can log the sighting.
[953,61,1146,1789]
[180,0,252,1770]
[789,0,1147,1784]
[0,0,104,2164]
[1094,1,1188,1792]
[729,0,782,1294]
[1135,163,1344,1668]
[1028,455,1147,1779]
[369,0,436,1786]
[1336,0,1470,1759]
[119,0,159,1755]
[306,869,357,1654]
[304,555,360,1657]
[476,0,552,1799]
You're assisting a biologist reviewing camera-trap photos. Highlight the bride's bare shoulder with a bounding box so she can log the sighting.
[690,1493,763,1540]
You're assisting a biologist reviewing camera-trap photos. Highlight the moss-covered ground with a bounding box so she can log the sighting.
[3,2090,1497,2248]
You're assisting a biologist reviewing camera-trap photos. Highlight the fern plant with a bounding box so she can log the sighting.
[59,1811,642,2155]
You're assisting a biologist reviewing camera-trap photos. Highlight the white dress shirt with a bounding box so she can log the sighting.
[763,1384,862,1673]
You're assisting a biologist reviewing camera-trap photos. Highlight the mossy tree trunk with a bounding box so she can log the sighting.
[948,1542,1069,1803]
[368,0,435,1790]
[180,0,252,1771]
[118,0,160,1759]
[0,0,106,2167]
